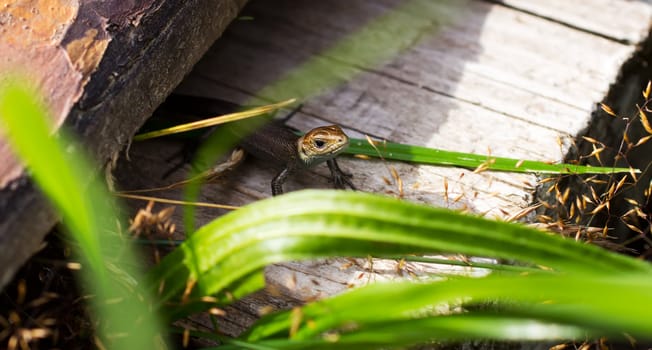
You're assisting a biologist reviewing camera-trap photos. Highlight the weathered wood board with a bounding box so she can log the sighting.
[499,0,651,44]
[0,0,247,289]
[114,0,652,337]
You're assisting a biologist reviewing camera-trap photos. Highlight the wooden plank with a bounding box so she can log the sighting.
[171,0,635,216]
[116,0,652,336]
[498,0,652,43]
[0,0,247,289]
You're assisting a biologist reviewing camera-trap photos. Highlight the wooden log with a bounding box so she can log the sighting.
[0,0,247,289]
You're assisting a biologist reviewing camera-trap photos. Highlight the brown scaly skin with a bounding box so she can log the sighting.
[156,95,356,195]
[297,125,349,167]
[239,124,356,196]
[296,125,355,195]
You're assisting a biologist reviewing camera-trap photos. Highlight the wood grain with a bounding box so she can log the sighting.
[113,0,652,336]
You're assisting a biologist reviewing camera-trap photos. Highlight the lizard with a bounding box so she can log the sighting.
[153,94,356,196]
[239,121,355,195]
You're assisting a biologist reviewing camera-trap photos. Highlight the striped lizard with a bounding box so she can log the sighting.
[159,95,356,196]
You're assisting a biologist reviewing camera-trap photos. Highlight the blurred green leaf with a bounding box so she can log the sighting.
[0,81,165,349]
[241,273,652,347]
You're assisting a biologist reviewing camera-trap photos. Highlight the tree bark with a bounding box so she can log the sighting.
[0,0,248,289]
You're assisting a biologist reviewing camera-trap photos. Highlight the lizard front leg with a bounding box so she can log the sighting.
[327,159,356,190]
[271,167,293,196]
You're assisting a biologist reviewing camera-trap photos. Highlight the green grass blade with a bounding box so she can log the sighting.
[346,138,636,174]
[0,83,107,277]
[0,82,165,348]
[228,316,584,349]
[148,190,651,314]
[244,273,652,345]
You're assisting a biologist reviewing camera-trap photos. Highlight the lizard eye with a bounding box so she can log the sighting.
[313,139,326,149]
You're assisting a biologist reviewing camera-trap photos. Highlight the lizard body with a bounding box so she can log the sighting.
[239,122,354,195]
[157,95,355,195]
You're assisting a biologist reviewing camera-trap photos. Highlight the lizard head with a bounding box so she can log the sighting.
[297,125,349,167]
